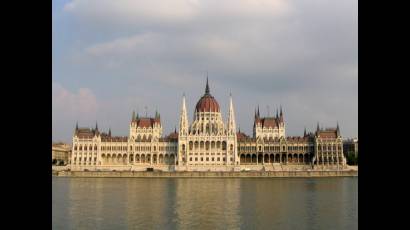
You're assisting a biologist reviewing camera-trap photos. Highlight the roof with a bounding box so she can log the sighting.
[316,129,338,138]
[76,128,97,138]
[133,117,160,128]
[195,78,220,113]
[196,94,220,112]
[255,117,281,128]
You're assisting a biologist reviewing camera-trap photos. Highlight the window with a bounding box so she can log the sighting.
[190,157,192,161]
[206,157,209,161]
[212,157,214,161]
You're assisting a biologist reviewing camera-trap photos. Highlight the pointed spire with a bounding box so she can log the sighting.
[205,76,210,95]
[337,121,340,136]
[108,127,111,136]
[238,125,241,133]
[316,122,320,132]
[132,110,135,121]
[95,121,98,131]
[75,121,78,131]
[174,126,177,133]
[257,105,260,117]
[304,127,306,136]
[276,108,279,119]
[136,112,139,119]
[280,105,283,116]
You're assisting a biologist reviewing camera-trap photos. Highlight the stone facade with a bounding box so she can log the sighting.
[70,79,347,171]
[52,143,71,165]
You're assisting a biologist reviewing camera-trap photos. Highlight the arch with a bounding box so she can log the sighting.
[258,154,263,164]
[194,141,199,150]
[211,141,215,149]
[264,154,269,163]
[189,141,193,151]
[288,154,292,163]
[240,154,245,163]
[217,141,221,149]
[293,154,298,163]
[246,154,251,164]
[170,154,175,164]
[141,154,145,163]
[270,154,274,163]
[205,141,210,150]
[165,154,169,164]
[275,154,280,163]
[299,154,303,164]
[222,141,227,150]
[136,154,140,163]
[252,154,257,164]
[200,141,204,150]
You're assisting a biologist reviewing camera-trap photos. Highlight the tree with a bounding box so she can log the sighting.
[346,151,358,165]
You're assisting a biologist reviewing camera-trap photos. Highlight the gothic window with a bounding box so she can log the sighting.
[74,145,77,150]
[84,146,87,151]
[189,142,193,150]
[94,145,97,151]
[230,144,233,151]
[222,141,227,150]
[79,145,82,151]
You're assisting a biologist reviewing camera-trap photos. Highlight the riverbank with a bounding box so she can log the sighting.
[54,169,357,178]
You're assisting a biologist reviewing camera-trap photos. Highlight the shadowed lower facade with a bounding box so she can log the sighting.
[70,79,346,171]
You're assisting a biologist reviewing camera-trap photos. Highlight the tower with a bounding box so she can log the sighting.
[178,93,189,166]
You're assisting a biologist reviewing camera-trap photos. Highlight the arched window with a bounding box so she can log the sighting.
[182,144,186,151]
[222,141,227,150]
[94,145,97,151]
[84,146,87,151]
[189,142,193,150]
[74,145,77,150]
[230,144,233,151]
[79,145,82,151]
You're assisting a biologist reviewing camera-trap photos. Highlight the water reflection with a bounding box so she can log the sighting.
[53,177,357,230]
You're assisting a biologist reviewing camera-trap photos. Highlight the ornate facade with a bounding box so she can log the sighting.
[70,79,346,171]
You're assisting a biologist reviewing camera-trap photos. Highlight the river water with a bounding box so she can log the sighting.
[52,177,357,230]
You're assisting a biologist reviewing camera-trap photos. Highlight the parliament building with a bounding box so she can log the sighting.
[70,79,346,171]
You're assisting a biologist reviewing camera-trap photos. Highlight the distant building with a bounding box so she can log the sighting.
[70,79,347,171]
[52,143,71,165]
[343,138,358,157]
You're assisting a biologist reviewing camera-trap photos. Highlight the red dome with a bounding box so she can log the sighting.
[196,94,220,112]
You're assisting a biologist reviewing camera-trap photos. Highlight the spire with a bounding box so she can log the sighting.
[276,108,279,119]
[75,121,78,131]
[316,122,320,132]
[95,122,98,131]
[174,126,177,133]
[205,76,210,95]
[132,110,135,121]
[179,93,189,136]
[304,127,306,136]
[227,93,236,135]
[337,121,340,136]
[108,127,111,136]
[280,105,283,116]
[257,105,260,117]
[136,112,139,119]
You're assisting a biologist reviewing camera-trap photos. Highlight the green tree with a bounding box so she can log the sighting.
[346,151,358,165]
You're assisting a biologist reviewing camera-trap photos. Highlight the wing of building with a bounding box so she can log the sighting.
[70,79,347,171]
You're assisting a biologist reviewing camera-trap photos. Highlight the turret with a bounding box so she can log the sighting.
[227,93,236,136]
[179,93,189,136]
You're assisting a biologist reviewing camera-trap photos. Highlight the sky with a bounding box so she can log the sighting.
[52,0,358,143]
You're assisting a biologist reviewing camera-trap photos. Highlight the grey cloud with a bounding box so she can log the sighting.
[52,0,357,142]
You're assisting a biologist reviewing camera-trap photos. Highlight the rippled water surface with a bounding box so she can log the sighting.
[52,177,357,230]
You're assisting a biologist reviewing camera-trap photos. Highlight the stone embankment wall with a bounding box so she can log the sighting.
[55,170,357,178]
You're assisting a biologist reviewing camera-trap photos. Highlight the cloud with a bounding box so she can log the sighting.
[53,82,98,116]
[53,0,358,141]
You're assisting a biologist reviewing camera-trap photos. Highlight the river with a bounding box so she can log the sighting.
[52,177,357,230]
